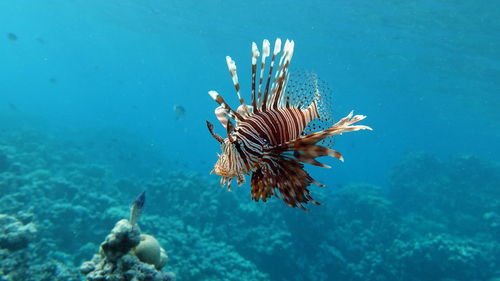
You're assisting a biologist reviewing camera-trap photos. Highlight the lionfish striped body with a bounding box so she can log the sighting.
[207,39,372,210]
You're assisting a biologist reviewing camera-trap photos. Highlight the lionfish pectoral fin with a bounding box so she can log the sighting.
[328,111,373,134]
[277,111,371,163]
[250,155,321,210]
[295,154,331,168]
[291,144,344,167]
[250,167,275,202]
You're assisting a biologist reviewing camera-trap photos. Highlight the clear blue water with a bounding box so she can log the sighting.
[2,0,498,183]
[1,0,499,280]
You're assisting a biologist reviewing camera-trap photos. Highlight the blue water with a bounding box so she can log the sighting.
[2,0,498,183]
[1,0,499,280]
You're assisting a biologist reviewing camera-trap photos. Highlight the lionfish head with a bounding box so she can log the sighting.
[205,120,242,178]
[212,137,249,190]
[212,139,236,177]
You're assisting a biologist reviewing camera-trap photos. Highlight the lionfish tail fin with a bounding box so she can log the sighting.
[250,157,321,210]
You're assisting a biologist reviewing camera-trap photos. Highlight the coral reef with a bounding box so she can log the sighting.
[0,213,36,280]
[81,219,175,281]
[389,153,500,237]
[0,213,36,251]
[389,234,496,281]
[1,127,499,281]
[0,148,10,172]
[0,212,80,281]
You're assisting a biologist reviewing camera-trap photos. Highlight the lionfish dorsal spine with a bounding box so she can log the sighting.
[271,39,294,110]
[209,90,243,129]
[226,56,251,118]
[211,38,295,129]
[251,42,259,112]
[257,39,271,108]
[261,38,281,111]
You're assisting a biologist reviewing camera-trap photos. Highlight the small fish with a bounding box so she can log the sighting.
[173,104,186,120]
[49,78,57,84]
[206,39,372,210]
[8,103,17,111]
[129,191,146,225]
[7,33,17,41]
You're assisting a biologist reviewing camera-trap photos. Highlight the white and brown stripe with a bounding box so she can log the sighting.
[207,38,372,210]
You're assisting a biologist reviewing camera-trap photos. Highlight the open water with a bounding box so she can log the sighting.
[0,1,499,280]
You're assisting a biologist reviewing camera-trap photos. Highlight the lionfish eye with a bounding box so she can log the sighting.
[233,140,242,150]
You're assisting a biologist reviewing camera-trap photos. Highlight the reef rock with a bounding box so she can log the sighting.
[133,234,168,270]
[100,219,141,262]
[80,219,175,281]
[0,214,36,251]
[389,233,496,281]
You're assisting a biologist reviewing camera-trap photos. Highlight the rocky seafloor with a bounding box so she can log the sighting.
[0,126,499,281]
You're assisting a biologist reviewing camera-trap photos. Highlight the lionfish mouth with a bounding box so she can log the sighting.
[211,165,235,178]
[211,167,226,177]
[212,172,234,190]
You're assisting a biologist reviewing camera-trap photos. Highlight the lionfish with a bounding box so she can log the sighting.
[206,38,372,210]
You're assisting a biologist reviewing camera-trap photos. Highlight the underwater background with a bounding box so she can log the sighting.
[1,0,499,280]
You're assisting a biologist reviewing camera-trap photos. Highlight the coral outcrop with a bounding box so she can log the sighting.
[81,219,175,281]
[0,212,79,281]
[0,213,36,251]
[134,234,168,269]
[389,234,496,281]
